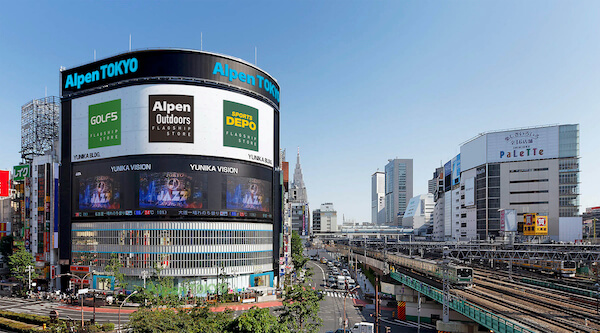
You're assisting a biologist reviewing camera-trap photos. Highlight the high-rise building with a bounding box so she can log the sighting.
[290,148,310,235]
[371,171,385,225]
[385,159,413,226]
[459,124,580,241]
[313,203,337,232]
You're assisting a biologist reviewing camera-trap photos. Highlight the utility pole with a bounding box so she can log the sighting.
[140,270,149,289]
[442,247,450,323]
[375,275,380,333]
[27,265,33,297]
[417,291,421,333]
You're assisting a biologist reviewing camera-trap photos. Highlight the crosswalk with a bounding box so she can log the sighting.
[323,291,359,299]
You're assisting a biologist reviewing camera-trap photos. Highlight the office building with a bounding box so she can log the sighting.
[371,171,385,225]
[385,159,413,225]
[313,203,338,232]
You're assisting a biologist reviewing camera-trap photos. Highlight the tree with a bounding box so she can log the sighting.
[278,284,324,333]
[230,307,290,333]
[104,253,127,290]
[0,235,14,263]
[189,306,234,333]
[291,231,308,269]
[128,308,197,333]
[8,246,34,291]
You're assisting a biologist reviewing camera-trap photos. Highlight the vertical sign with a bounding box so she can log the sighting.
[0,170,9,197]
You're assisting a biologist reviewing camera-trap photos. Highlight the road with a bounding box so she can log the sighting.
[0,296,131,328]
[307,248,437,333]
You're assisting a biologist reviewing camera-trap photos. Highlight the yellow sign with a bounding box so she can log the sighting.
[523,214,548,236]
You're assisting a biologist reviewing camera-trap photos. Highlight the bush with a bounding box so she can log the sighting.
[0,317,37,333]
[101,322,115,331]
[0,310,51,326]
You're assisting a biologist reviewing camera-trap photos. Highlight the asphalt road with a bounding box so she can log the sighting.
[307,248,437,333]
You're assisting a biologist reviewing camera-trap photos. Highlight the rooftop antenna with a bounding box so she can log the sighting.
[129,34,132,51]
[255,47,257,65]
[201,32,203,51]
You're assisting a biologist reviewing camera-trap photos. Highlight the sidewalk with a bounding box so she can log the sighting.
[58,300,283,314]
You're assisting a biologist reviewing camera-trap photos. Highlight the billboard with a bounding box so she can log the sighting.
[487,126,559,163]
[13,165,31,181]
[0,171,9,197]
[72,155,273,221]
[464,177,475,207]
[500,209,517,232]
[451,154,461,186]
[61,50,280,108]
[71,84,274,167]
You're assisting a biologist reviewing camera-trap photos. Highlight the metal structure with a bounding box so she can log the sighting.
[20,96,60,161]
[390,271,535,333]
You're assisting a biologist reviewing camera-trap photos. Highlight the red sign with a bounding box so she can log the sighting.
[537,217,547,227]
[70,265,90,273]
[0,170,9,197]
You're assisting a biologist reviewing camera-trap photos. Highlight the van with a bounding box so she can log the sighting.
[337,276,346,289]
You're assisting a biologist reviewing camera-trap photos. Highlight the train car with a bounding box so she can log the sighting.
[497,259,576,278]
[365,248,473,288]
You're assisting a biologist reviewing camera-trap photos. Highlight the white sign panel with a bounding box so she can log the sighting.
[71,84,275,167]
[465,177,475,207]
[486,126,559,163]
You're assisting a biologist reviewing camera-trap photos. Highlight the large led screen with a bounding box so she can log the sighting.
[72,155,273,221]
[70,84,275,167]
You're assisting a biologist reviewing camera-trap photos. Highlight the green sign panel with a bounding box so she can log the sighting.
[13,165,30,181]
[88,99,121,149]
[223,100,258,152]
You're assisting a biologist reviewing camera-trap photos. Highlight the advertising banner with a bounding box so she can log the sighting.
[0,171,9,197]
[61,49,280,108]
[465,177,475,207]
[451,154,461,186]
[500,209,517,232]
[71,84,274,167]
[13,165,30,181]
[72,155,273,222]
[487,126,559,163]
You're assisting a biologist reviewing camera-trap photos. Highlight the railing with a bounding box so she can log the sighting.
[390,272,536,333]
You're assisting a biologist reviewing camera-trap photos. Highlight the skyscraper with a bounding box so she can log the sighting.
[371,171,385,224]
[385,159,413,226]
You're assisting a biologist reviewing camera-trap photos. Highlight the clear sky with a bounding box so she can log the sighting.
[1,1,599,223]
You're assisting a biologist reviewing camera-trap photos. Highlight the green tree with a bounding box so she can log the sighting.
[230,307,290,333]
[291,231,308,269]
[278,284,324,333]
[8,245,34,292]
[0,235,14,263]
[128,308,197,333]
[189,306,234,333]
[104,253,127,290]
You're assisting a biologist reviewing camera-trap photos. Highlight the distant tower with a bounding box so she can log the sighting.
[290,147,310,235]
[385,158,413,226]
[371,171,385,224]
[20,96,60,161]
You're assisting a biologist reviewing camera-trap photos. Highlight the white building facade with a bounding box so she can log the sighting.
[371,172,385,225]
[402,194,434,232]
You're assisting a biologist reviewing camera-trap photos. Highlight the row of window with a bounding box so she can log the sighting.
[72,250,273,269]
[72,229,272,247]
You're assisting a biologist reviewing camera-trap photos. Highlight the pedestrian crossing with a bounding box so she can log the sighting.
[324,291,359,299]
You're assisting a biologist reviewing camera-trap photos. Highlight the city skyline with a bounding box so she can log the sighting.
[1,1,599,223]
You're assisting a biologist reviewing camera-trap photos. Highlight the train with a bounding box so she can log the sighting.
[495,259,576,278]
[338,245,473,288]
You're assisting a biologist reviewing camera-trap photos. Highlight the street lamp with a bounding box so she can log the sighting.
[80,270,96,328]
[118,290,138,333]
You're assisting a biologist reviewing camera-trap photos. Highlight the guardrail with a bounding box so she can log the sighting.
[390,272,536,333]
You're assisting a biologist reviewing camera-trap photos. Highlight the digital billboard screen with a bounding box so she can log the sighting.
[72,155,273,221]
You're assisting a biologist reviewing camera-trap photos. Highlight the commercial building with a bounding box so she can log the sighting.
[312,203,338,232]
[59,49,281,292]
[385,159,413,225]
[402,194,434,232]
[459,124,580,241]
[371,171,385,225]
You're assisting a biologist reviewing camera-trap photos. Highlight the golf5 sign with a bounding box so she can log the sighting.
[88,99,121,149]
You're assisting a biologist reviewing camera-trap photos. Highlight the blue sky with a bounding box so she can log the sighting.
[1,1,599,223]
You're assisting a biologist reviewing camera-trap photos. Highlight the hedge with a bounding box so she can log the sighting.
[0,310,51,326]
[0,317,38,333]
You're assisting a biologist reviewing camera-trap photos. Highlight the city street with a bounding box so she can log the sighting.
[0,296,131,328]
[307,249,436,333]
